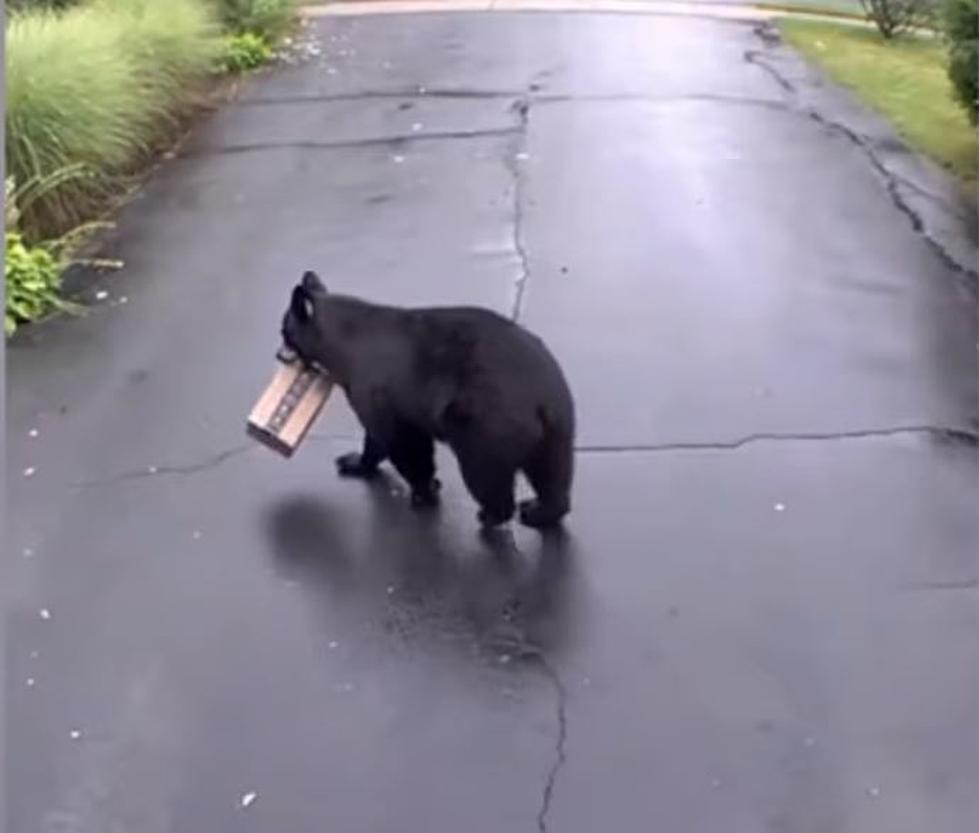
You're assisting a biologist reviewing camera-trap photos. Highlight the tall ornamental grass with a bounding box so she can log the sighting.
[4,0,220,239]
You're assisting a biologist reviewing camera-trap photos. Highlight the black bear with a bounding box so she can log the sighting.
[281,271,575,529]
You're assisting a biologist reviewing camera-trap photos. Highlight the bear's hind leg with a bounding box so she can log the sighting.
[519,430,573,529]
[452,439,516,527]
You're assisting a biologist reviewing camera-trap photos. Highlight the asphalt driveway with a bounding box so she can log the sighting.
[6,8,978,832]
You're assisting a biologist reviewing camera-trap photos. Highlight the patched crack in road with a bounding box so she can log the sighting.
[180,126,523,158]
[533,656,568,833]
[71,423,977,489]
[744,24,978,290]
[505,97,533,321]
[235,88,792,113]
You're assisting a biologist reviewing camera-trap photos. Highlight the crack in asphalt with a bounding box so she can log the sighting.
[576,424,979,454]
[534,657,568,833]
[235,88,790,113]
[885,168,974,225]
[181,126,522,158]
[487,636,568,833]
[805,109,979,287]
[505,97,533,322]
[71,443,258,489]
[69,424,976,489]
[71,432,369,489]
[743,49,796,94]
[901,578,979,591]
[72,444,256,489]
[744,25,978,290]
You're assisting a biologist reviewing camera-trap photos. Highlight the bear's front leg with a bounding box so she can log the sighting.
[388,428,440,509]
[336,434,386,478]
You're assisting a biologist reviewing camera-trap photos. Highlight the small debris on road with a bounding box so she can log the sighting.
[29,428,39,438]
[95,290,109,301]
[774,503,786,512]
[39,608,52,621]
[866,786,881,798]
[148,466,158,474]
[26,678,36,688]
[23,467,36,477]
[392,155,405,164]
[328,641,339,649]
[386,585,395,595]
[239,791,257,809]
[69,729,82,740]
[515,152,530,161]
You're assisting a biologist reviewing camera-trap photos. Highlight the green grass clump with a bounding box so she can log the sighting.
[222,31,275,72]
[4,0,220,239]
[780,19,977,183]
[218,0,296,40]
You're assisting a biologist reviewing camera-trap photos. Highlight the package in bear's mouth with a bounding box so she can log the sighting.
[246,347,334,457]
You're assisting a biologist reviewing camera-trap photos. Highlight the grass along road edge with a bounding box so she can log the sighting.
[780,18,977,185]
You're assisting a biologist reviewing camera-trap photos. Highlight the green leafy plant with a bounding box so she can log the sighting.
[5,231,66,335]
[943,0,978,123]
[222,31,275,72]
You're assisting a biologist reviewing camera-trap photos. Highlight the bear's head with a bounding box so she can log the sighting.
[281,270,328,365]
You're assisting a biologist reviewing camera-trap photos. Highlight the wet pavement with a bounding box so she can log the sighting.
[5,10,978,833]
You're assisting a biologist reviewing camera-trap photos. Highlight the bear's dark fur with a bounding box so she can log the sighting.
[281,271,575,529]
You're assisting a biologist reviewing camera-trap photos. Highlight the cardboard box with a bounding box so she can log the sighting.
[247,351,334,457]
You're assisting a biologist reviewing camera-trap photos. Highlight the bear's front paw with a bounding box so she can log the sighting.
[336,452,379,478]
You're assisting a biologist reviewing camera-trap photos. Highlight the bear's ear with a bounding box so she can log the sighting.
[291,285,315,322]
[301,270,327,295]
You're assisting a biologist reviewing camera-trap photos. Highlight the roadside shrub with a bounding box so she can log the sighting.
[943,0,978,123]
[4,0,219,239]
[5,231,65,336]
[218,0,296,39]
[222,31,275,72]
[859,0,928,37]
